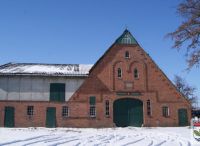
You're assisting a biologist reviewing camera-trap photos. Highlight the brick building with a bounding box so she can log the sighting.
[0,30,191,127]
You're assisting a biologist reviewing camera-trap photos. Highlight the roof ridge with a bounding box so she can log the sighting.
[2,62,93,66]
[0,62,13,69]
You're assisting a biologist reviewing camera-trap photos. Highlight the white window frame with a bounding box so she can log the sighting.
[122,37,131,44]
[62,106,69,117]
[162,106,169,117]
[27,106,34,116]
[90,106,96,117]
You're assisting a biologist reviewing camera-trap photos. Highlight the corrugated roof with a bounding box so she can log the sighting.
[0,63,93,77]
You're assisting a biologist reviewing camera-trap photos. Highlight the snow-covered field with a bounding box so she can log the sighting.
[0,127,198,146]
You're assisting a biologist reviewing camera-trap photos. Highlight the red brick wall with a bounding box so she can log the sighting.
[70,44,191,127]
[0,44,191,127]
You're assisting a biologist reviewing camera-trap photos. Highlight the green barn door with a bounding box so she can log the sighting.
[113,98,143,127]
[129,100,143,127]
[114,99,129,127]
[178,109,188,126]
[46,107,56,128]
[4,106,15,127]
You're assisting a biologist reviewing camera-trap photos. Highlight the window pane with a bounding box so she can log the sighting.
[125,51,130,58]
[90,106,96,117]
[117,68,122,78]
[27,106,34,116]
[147,100,151,116]
[62,106,69,117]
[134,69,138,78]
[162,106,169,117]
[105,100,109,116]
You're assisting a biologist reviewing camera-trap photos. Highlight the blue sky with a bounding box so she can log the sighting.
[0,0,199,101]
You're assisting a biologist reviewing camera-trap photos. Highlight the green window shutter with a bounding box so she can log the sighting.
[89,96,96,105]
[50,83,65,102]
[59,84,65,102]
[50,84,56,101]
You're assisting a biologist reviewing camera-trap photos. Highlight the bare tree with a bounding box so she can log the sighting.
[174,75,197,105]
[167,0,200,69]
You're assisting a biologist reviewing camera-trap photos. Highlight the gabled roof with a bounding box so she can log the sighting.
[0,63,93,77]
[115,29,138,45]
[89,29,138,73]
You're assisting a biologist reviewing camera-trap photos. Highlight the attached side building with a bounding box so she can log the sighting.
[0,30,191,127]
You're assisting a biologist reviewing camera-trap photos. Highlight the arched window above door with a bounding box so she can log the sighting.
[117,68,122,78]
[134,68,139,79]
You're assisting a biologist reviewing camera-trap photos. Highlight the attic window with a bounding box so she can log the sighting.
[122,35,132,44]
[125,51,130,59]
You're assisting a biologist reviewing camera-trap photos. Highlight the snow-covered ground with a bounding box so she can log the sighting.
[0,127,198,146]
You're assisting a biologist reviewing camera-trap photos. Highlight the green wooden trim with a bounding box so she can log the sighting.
[116,92,141,96]
[89,96,96,105]
[50,83,65,102]
[46,107,56,128]
[115,29,138,45]
[113,98,143,127]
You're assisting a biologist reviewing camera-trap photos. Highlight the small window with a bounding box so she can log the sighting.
[134,68,139,79]
[147,100,151,116]
[90,106,96,117]
[105,100,110,117]
[89,96,96,117]
[125,51,130,58]
[162,106,169,117]
[27,106,34,116]
[117,68,122,78]
[62,106,69,117]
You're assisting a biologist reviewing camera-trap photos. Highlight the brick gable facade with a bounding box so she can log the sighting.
[0,30,191,127]
[70,40,191,127]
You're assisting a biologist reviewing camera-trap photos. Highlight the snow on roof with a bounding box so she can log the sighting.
[0,63,93,77]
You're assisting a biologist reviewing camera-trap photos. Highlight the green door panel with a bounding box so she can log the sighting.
[46,107,56,128]
[178,109,188,126]
[114,99,129,127]
[113,98,143,127]
[4,106,15,127]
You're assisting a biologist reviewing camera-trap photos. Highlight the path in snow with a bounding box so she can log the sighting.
[0,127,195,146]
